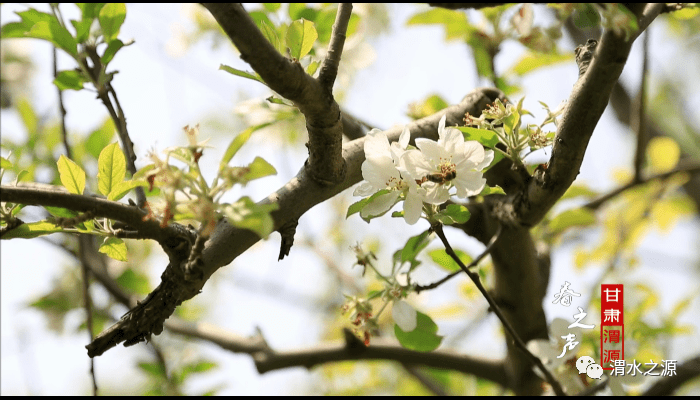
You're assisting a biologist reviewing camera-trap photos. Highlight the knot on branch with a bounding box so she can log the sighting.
[575,39,598,77]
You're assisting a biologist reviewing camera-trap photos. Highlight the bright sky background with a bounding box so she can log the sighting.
[2,3,699,395]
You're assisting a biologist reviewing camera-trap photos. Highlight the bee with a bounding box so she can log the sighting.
[425,170,457,185]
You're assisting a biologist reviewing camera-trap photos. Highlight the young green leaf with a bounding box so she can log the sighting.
[101,38,124,65]
[479,185,506,196]
[0,221,64,240]
[57,155,86,195]
[108,180,148,201]
[428,248,472,273]
[456,126,500,148]
[548,208,596,235]
[400,230,433,263]
[394,311,443,352]
[98,143,126,196]
[99,236,128,262]
[98,3,127,42]
[219,123,272,172]
[286,18,317,60]
[53,70,87,91]
[27,20,78,57]
[440,204,471,224]
[219,64,268,86]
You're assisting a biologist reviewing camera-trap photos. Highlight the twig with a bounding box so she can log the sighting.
[318,3,353,91]
[431,223,566,396]
[632,30,649,183]
[415,224,502,293]
[584,162,700,210]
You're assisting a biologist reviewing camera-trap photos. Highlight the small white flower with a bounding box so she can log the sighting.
[354,127,425,224]
[401,115,493,204]
[392,300,417,332]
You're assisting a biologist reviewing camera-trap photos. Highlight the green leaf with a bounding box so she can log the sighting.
[288,4,318,21]
[97,142,126,196]
[263,3,281,12]
[479,185,505,196]
[286,18,317,60]
[219,123,272,172]
[1,9,52,39]
[306,60,320,76]
[98,3,126,41]
[115,268,150,295]
[57,155,86,194]
[108,179,148,201]
[266,96,293,106]
[455,127,500,148]
[86,118,116,159]
[509,52,573,76]
[70,18,92,43]
[0,221,64,239]
[259,19,282,54]
[245,157,277,181]
[429,248,472,273]
[401,230,432,263]
[99,236,127,261]
[407,9,470,40]
[1,156,12,169]
[394,311,443,352]
[27,20,78,57]
[45,206,78,218]
[548,208,596,235]
[219,64,267,86]
[223,197,278,239]
[438,204,471,224]
[53,70,87,91]
[561,184,598,201]
[346,189,388,219]
[101,38,124,65]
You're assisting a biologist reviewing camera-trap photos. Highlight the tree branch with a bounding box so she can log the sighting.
[516,3,665,227]
[202,3,346,186]
[318,4,353,91]
[641,355,700,396]
[165,320,509,388]
[583,162,700,210]
[82,88,504,357]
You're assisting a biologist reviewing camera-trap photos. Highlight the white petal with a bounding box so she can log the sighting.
[415,139,445,164]
[437,114,447,140]
[364,129,391,159]
[421,181,451,204]
[398,125,410,149]
[362,157,397,187]
[402,190,423,225]
[353,181,375,197]
[392,300,417,332]
[401,149,432,177]
[453,170,486,198]
[475,149,494,171]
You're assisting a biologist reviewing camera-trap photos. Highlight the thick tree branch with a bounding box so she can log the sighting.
[202,3,346,186]
[82,88,504,357]
[516,3,664,227]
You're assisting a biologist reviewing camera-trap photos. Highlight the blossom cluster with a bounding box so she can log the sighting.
[354,114,494,225]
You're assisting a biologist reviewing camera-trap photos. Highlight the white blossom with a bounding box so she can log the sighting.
[354,127,425,224]
[401,114,493,204]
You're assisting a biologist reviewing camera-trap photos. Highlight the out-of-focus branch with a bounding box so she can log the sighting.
[642,355,700,396]
[583,162,700,210]
[632,30,649,183]
[165,320,509,388]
